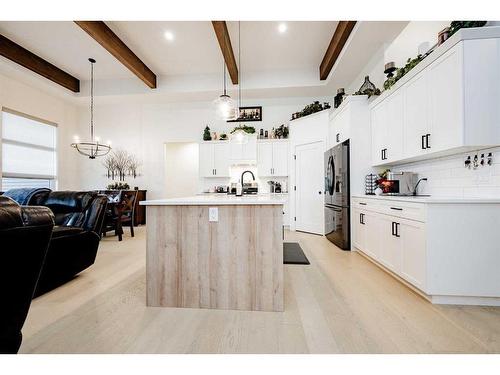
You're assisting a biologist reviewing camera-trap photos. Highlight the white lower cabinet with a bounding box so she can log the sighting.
[352,196,500,306]
[399,219,426,291]
[352,199,427,293]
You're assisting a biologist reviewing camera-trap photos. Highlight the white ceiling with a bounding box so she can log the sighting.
[0,21,132,80]
[0,21,408,102]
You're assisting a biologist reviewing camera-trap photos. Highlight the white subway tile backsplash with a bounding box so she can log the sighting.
[391,146,500,198]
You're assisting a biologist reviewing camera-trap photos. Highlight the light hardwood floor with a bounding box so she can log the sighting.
[20,227,500,353]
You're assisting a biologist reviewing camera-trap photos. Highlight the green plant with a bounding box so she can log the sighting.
[449,21,487,37]
[383,55,424,90]
[230,125,256,134]
[203,125,211,141]
[107,182,130,190]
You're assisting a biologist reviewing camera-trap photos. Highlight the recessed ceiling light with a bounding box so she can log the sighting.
[164,31,175,41]
[278,23,287,34]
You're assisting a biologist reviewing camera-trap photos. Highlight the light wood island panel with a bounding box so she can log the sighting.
[146,204,283,312]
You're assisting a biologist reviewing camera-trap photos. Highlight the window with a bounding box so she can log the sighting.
[1,108,57,191]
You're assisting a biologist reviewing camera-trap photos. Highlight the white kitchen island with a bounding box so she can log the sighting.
[140,195,286,312]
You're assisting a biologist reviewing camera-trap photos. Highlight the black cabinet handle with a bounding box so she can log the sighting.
[390,207,403,211]
[421,135,426,150]
[391,222,401,237]
[214,169,217,175]
[359,202,367,206]
[381,149,384,160]
[319,191,322,195]
[360,213,365,225]
[381,148,388,160]
[336,133,340,143]
[426,134,431,149]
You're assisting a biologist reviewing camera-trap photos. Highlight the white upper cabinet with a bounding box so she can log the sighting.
[199,142,231,177]
[199,143,215,177]
[384,91,404,163]
[371,101,388,165]
[403,71,430,158]
[230,136,257,163]
[371,34,500,166]
[213,143,231,177]
[329,105,350,147]
[257,140,289,177]
[257,142,273,176]
[428,44,464,153]
[272,142,289,176]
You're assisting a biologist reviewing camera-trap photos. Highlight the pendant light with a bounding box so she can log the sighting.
[214,24,237,121]
[231,21,248,144]
[71,58,111,159]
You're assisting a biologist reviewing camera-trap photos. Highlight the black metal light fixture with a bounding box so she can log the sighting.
[71,58,111,159]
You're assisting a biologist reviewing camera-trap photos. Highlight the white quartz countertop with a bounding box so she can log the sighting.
[140,194,287,206]
[352,194,500,204]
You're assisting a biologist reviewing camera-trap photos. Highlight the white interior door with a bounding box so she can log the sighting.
[295,141,324,235]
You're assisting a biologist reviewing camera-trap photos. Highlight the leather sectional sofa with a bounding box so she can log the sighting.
[3,189,108,295]
[0,196,54,353]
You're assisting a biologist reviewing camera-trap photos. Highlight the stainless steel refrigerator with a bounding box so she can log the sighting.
[324,140,350,250]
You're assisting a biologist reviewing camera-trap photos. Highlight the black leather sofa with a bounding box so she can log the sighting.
[3,189,108,295]
[0,196,54,354]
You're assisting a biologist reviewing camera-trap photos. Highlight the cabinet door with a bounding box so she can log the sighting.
[371,103,387,165]
[213,143,231,177]
[428,44,464,152]
[378,215,401,273]
[352,208,366,251]
[272,142,289,176]
[242,136,257,161]
[400,219,426,291]
[363,211,381,260]
[199,143,214,177]
[404,72,430,158]
[385,90,404,163]
[257,142,273,176]
[336,106,350,144]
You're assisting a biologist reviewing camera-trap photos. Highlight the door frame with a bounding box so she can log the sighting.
[294,140,325,235]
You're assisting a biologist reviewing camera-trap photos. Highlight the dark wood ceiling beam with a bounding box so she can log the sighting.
[211,21,238,85]
[74,21,157,89]
[0,34,80,92]
[320,21,357,80]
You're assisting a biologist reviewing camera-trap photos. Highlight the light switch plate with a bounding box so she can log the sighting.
[209,207,218,222]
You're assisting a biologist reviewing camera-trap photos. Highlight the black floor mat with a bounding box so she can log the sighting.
[283,242,310,265]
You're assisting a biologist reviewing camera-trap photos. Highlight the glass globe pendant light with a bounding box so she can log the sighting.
[71,58,111,159]
[214,23,238,121]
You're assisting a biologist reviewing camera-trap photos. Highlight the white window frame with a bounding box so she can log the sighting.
[1,107,58,191]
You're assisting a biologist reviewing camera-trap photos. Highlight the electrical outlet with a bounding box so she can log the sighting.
[209,207,218,222]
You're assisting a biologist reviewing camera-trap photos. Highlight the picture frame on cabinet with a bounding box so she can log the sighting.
[227,106,262,122]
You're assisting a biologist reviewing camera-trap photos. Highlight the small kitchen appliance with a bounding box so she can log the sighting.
[381,172,418,195]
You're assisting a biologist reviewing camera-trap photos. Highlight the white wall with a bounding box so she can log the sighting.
[347,21,449,93]
[392,147,500,198]
[0,72,80,190]
[164,142,199,198]
[76,96,328,199]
